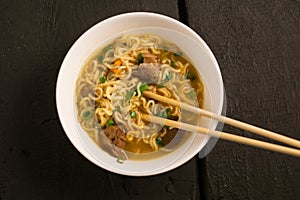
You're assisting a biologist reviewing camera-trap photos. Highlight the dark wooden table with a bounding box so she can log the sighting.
[1,0,299,199]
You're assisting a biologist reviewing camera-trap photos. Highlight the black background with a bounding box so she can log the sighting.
[0,0,299,199]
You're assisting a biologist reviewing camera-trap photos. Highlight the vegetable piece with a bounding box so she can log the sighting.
[139,82,148,93]
[157,83,164,88]
[83,110,93,120]
[185,72,196,81]
[170,59,176,68]
[114,105,121,112]
[106,119,115,128]
[185,72,191,79]
[156,111,167,118]
[164,73,173,82]
[97,55,103,62]
[117,155,124,164]
[137,52,143,64]
[166,108,172,118]
[174,51,183,56]
[164,125,170,129]
[125,90,134,102]
[188,90,196,99]
[114,59,122,66]
[130,111,136,118]
[156,137,163,146]
[111,68,121,74]
[103,44,113,53]
[99,76,106,83]
[162,46,168,51]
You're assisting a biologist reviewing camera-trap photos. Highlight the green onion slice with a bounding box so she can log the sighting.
[164,73,173,82]
[106,119,115,128]
[166,108,172,118]
[125,90,134,102]
[97,55,103,62]
[83,110,93,120]
[99,76,106,83]
[137,52,143,64]
[162,46,168,51]
[114,105,121,112]
[174,51,183,56]
[103,44,113,53]
[170,59,176,68]
[185,72,196,80]
[130,111,136,118]
[188,90,196,99]
[156,111,167,118]
[117,155,124,164]
[157,83,164,88]
[156,137,163,146]
[139,82,148,93]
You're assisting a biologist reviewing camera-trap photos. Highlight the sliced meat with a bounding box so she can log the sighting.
[132,63,161,83]
[103,126,127,148]
[97,130,128,160]
[142,52,158,63]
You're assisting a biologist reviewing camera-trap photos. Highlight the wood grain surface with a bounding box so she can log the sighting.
[0,0,200,199]
[187,0,300,199]
[0,0,299,200]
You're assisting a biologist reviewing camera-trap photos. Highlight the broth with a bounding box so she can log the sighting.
[75,34,204,160]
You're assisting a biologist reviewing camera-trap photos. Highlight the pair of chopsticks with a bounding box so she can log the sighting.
[141,91,300,157]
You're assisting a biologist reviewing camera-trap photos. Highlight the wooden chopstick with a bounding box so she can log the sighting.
[141,115,300,157]
[143,91,300,149]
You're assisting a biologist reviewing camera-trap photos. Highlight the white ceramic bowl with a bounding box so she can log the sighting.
[56,12,224,176]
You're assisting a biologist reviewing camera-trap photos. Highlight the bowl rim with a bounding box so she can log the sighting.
[56,12,224,176]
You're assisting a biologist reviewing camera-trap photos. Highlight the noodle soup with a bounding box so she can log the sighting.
[75,34,204,161]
